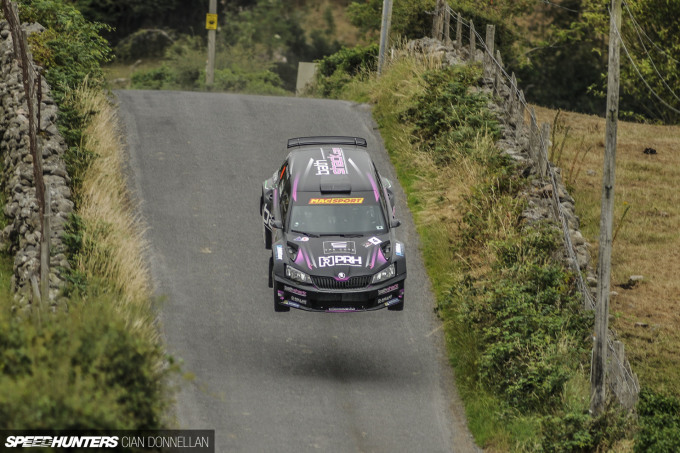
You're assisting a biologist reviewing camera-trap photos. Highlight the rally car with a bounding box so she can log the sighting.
[260,136,406,312]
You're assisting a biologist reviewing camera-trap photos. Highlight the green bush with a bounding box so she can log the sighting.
[347,0,436,40]
[131,65,177,90]
[0,296,169,429]
[313,44,379,98]
[401,65,500,165]
[19,0,111,206]
[20,0,111,100]
[635,389,680,452]
[210,67,287,95]
[458,227,592,411]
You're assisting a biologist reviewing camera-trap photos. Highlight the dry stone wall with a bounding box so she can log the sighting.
[407,37,597,298]
[0,20,74,307]
[406,36,639,409]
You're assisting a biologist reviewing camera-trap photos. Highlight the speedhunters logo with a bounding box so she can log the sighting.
[1,430,214,452]
[5,436,118,448]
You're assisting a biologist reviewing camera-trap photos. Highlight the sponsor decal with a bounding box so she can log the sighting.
[323,241,356,254]
[284,286,307,297]
[293,236,309,242]
[308,197,364,205]
[283,300,300,309]
[377,295,393,304]
[329,147,347,175]
[263,203,273,227]
[318,255,362,267]
[314,159,330,175]
[289,296,307,305]
[367,237,382,246]
[378,283,399,295]
[275,245,283,260]
[327,307,356,312]
[395,242,404,256]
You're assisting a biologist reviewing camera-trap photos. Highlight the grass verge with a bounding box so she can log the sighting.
[0,83,172,429]
[325,51,638,450]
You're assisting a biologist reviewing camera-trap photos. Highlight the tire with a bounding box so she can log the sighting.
[268,256,273,288]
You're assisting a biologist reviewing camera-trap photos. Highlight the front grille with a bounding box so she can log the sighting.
[312,275,371,290]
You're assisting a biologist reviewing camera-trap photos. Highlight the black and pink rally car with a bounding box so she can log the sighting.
[260,136,406,312]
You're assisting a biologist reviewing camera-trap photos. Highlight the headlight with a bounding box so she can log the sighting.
[285,265,312,284]
[371,263,395,283]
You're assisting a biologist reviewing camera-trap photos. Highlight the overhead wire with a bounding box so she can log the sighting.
[610,6,680,115]
[621,2,680,103]
[444,3,639,391]
[440,2,640,394]
[622,1,680,65]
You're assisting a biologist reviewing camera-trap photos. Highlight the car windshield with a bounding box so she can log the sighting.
[288,194,387,236]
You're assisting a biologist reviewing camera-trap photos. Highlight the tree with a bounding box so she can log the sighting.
[547,0,680,123]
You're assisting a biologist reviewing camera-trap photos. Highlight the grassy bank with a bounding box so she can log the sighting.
[312,46,680,452]
[0,83,171,429]
[533,106,680,399]
[0,1,171,430]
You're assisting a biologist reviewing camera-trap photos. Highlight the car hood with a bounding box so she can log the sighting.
[287,233,391,279]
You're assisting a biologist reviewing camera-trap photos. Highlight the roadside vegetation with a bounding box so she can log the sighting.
[310,36,680,449]
[3,0,678,446]
[0,0,171,429]
[104,0,355,94]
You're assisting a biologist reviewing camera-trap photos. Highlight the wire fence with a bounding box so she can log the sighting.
[427,0,640,410]
[1,0,51,305]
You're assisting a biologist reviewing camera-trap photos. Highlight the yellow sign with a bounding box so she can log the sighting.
[206,13,218,30]
[309,198,364,205]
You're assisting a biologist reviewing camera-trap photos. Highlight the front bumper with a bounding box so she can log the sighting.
[273,275,405,312]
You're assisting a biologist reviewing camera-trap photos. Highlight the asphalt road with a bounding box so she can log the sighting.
[116,90,478,453]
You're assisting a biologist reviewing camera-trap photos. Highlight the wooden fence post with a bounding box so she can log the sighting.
[494,50,503,97]
[469,20,476,61]
[455,12,462,49]
[484,25,495,79]
[529,108,539,163]
[432,0,444,40]
[592,0,623,417]
[443,3,451,45]
[516,90,526,140]
[40,185,51,303]
[540,123,550,179]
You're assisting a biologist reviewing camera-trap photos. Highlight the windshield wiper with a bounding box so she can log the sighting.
[318,233,363,238]
[289,229,319,238]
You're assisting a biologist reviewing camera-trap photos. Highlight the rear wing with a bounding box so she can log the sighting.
[287,136,367,148]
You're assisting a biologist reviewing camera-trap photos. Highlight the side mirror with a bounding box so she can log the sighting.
[271,219,283,229]
[390,218,401,228]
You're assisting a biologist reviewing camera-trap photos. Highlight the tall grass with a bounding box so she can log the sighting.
[0,83,170,429]
[73,85,152,308]
[323,50,634,450]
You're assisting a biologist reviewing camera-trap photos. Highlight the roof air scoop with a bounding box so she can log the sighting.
[320,177,352,193]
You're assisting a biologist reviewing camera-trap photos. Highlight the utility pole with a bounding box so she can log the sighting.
[377,0,393,75]
[206,0,217,88]
[591,0,622,417]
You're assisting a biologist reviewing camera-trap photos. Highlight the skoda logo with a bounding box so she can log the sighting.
[337,272,346,279]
